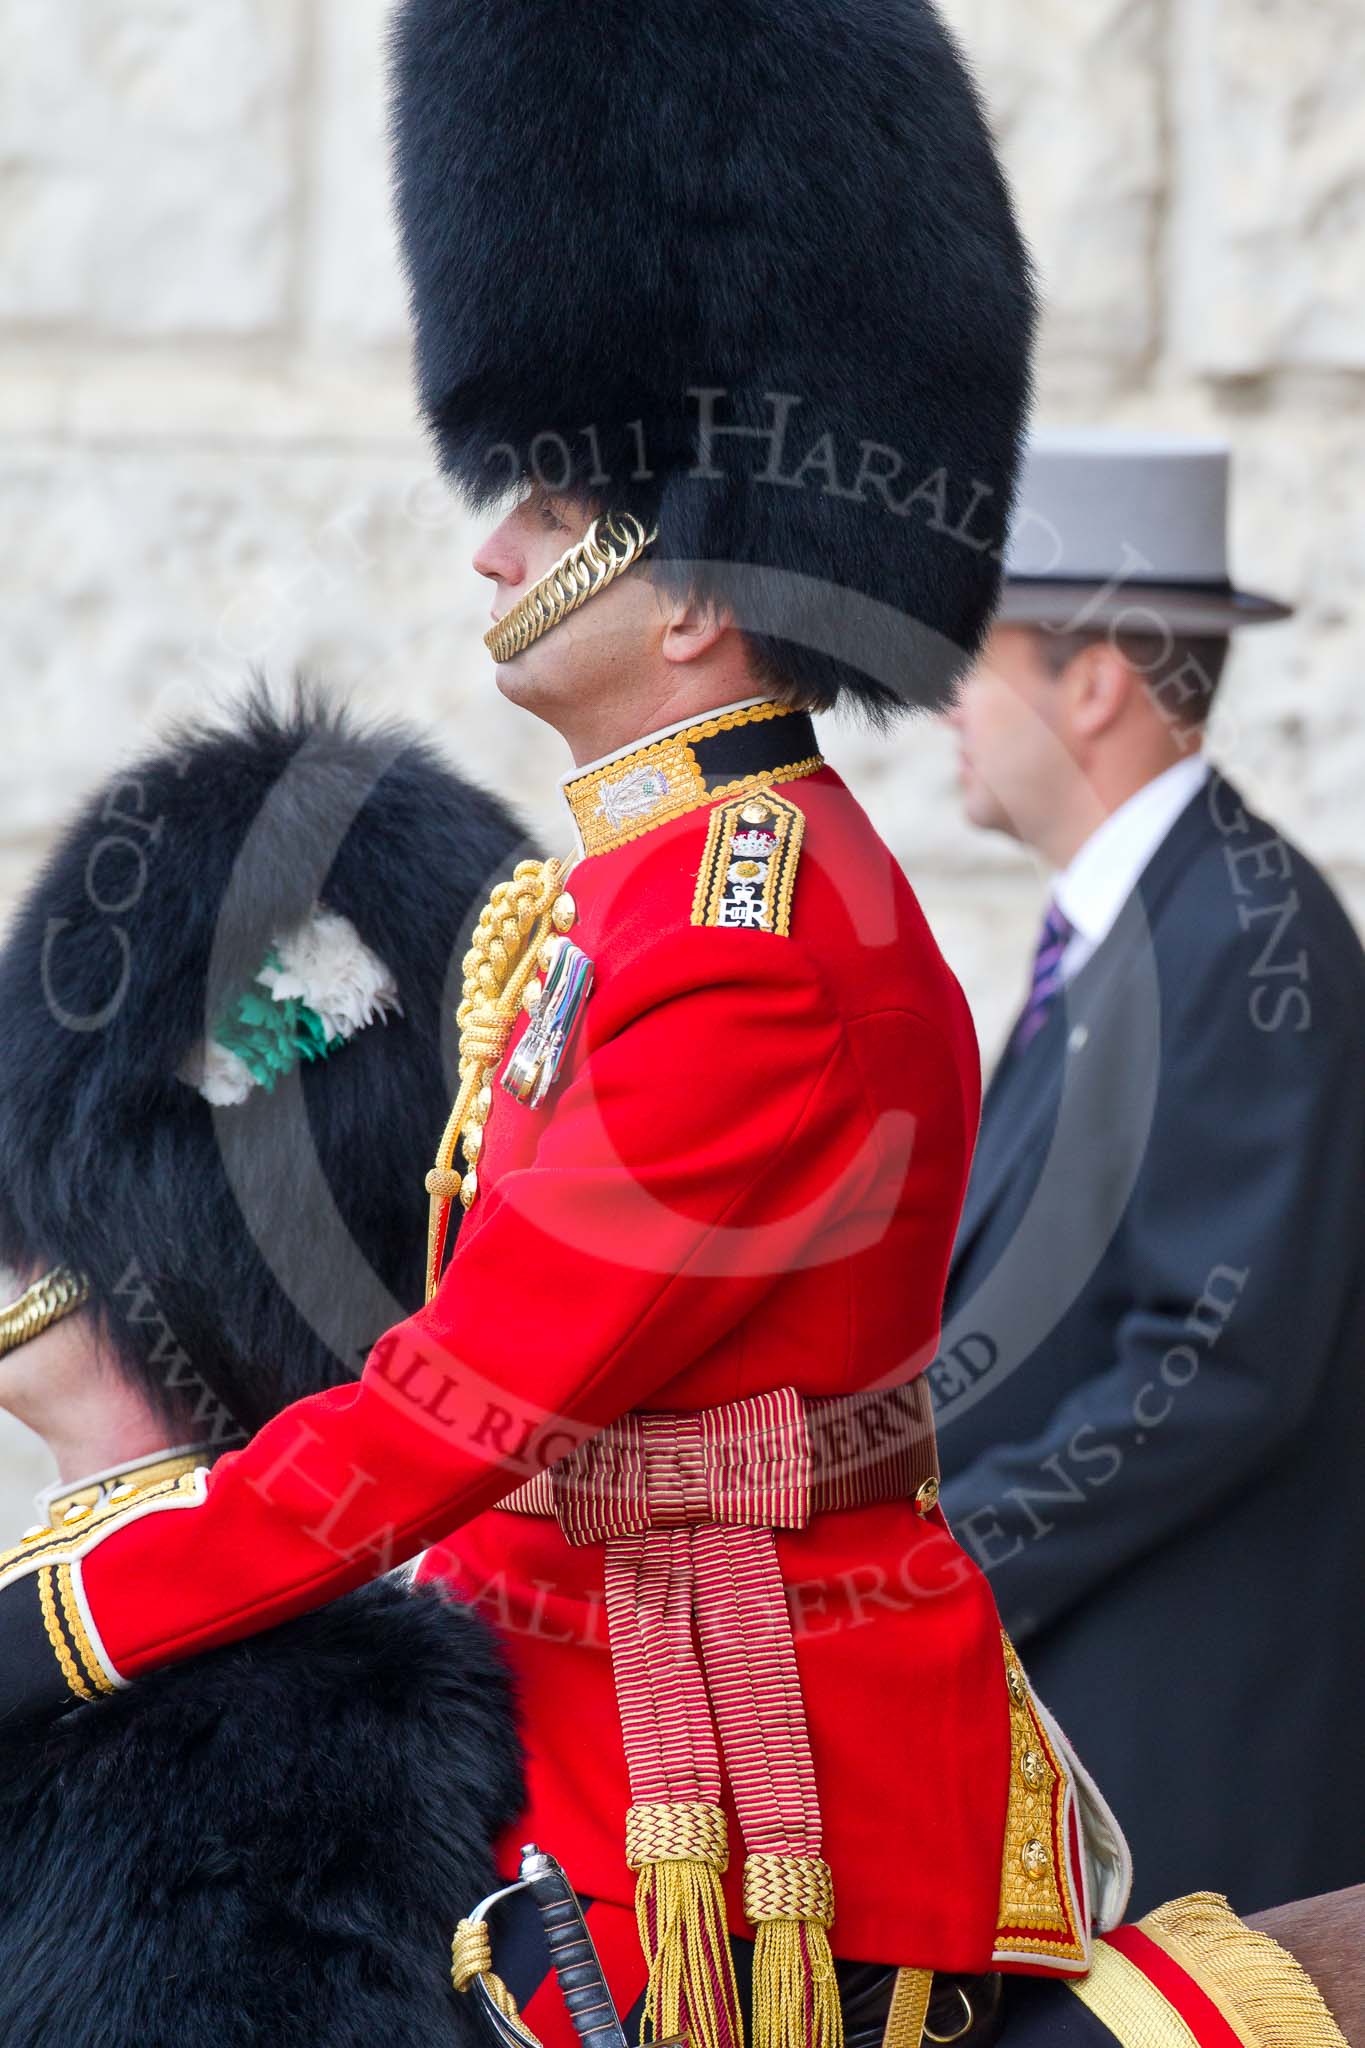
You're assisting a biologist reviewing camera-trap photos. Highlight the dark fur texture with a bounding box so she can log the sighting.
[390,0,1037,716]
[0,1575,524,2048]
[0,686,525,1437]
[0,692,530,2041]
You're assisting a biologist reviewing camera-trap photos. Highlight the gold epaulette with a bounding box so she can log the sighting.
[690,786,806,937]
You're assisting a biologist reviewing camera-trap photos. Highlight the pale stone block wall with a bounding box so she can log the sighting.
[3,1,1362,1528]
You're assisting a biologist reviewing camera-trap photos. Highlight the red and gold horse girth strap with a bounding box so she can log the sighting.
[501,1382,940,2048]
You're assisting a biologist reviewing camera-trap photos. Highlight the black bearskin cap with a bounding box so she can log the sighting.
[0,690,523,1441]
[390,0,1037,718]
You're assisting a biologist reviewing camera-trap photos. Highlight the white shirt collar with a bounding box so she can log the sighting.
[1053,754,1210,969]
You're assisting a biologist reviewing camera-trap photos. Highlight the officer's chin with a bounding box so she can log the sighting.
[493,620,609,713]
[491,647,550,710]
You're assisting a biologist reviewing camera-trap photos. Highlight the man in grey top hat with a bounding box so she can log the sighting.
[933,429,1365,1915]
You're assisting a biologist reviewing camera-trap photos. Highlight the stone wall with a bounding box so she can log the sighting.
[3,0,1362,1528]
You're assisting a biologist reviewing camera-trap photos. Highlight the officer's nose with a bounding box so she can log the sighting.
[472,512,525,593]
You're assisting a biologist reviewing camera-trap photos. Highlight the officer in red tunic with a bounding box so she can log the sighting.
[0,2,1131,2042]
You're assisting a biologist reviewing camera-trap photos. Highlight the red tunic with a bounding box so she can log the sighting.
[414,754,1011,1968]
[64,711,1011,1969]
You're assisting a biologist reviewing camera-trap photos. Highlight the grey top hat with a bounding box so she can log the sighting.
[998,429,1293,634]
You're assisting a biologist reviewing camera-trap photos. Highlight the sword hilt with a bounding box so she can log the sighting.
[459,1843,684,2048]
[519,1845,629,2048]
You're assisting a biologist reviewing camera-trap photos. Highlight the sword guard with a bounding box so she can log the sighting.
[518,1845,632,2048]
[460,1843,673,2048]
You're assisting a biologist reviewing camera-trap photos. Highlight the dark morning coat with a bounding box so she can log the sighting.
[933,771,1365,1917]
[0,1576,522,2048]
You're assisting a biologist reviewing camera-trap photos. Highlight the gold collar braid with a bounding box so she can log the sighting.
[0,1264,88,1361]
[484,510,658,663]
[560,700,824,860]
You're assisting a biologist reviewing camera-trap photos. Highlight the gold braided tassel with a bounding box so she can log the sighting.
[744,1855,844,2048]
[627,1802,744,2048]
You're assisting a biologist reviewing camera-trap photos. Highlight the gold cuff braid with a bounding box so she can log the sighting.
[484,510,657,663]
[0,1265,88,1360]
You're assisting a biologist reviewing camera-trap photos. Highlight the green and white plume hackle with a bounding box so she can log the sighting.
[179,905,401,1107]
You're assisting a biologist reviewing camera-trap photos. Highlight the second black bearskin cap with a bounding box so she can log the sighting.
[0,692,523,1439]
[390,0,1037,717]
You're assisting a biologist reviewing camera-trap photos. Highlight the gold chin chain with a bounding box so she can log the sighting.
[484,510,658,664]
[0,1265,89,1360]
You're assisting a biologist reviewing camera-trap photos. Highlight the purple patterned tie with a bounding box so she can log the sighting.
[1012,897,1075,1053]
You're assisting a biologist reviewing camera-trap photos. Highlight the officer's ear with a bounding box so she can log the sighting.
[657,589,732,669]
[1064,637,1136,740]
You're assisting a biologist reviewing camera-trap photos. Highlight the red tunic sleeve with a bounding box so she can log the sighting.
[81,928,875,1679]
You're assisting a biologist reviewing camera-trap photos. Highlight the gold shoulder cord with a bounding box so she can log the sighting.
[423,859,568,1298]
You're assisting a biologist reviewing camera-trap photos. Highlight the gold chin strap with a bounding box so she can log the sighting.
[0,1265,89,1361]
[484,509,658,663]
